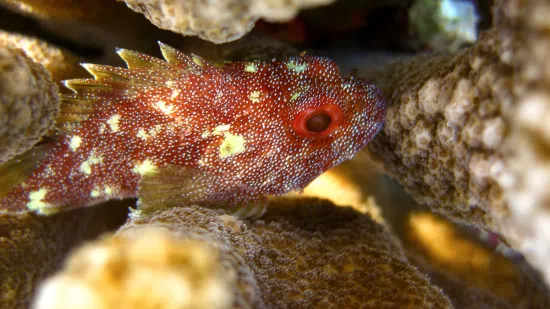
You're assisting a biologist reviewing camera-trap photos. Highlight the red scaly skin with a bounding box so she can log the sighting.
[0,45,386,214]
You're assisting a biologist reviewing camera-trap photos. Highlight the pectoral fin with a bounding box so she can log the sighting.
[137,165,267,218]
[137,165,219,214]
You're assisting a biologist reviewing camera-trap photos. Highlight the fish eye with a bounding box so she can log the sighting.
[292,104,344,137]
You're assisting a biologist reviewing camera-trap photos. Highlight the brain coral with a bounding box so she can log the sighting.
[0,46,59,164]
[33,199,453,309]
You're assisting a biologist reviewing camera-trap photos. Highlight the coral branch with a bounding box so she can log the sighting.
[0,46,59,163]
[34,199,454,309]
[365,0,550,287]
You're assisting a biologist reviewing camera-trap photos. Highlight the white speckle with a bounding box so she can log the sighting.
[27,188,50,211]
[245,63,257,73]
[69,136,82,151]
[137,129,149,140]
[79,152,103,175]
[249,91,261,103]
[219,132,246,158]
[132,159,157,176]
[154,100,174,115]
[107,114,121,132]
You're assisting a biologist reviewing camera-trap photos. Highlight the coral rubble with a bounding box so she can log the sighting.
[0,46,59,164]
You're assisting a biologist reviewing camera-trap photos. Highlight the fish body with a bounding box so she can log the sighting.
[0,44,386,215]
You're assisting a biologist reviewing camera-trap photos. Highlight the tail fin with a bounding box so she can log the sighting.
[0,144,52,199]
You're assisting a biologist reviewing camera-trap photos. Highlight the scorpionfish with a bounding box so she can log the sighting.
[0,43,386,216]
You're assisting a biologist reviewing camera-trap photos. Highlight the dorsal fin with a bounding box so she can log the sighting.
[158,42,210,73]
[116,48,167,69]
[57,44,213,132]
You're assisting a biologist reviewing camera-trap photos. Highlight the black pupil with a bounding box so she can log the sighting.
[306,113,332,133]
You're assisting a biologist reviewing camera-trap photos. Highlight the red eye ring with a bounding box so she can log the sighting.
[292,104,344,137]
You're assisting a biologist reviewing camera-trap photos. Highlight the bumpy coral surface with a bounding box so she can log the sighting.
[491,0,550,288]
[0,201,129,309]
[35,199,453,308]
[0,31,81,83]
[367,31,510,229]
[33,227,234,309]
[366,0,550,285]
[0,46,59,164]
[122,0,335,43]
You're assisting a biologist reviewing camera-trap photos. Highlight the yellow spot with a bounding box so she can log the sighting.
[104,185,113,195]
[137,129,149,140]
[286,61,307,73]
[290,92,301,101]
[79,152,103,175]
[249,91,261,103]
[154,100,174,115]
[213,124,231,135]
[202,124,230,139]
[245,63,257,73]
[192,55,204,67]
[107,114,120,132]
[198,159,206,166]
[171,89,181,99]
[132,159,157,176]
[90,189,101,198]
[166,80,176,87]
[148,124,163,137]
[219,132,246,158]
[69,136,82,151]
[27,188,49,211]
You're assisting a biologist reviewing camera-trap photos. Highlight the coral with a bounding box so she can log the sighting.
[366,30,510,228]
[406,211,550,308]
[0,46,60,164]
[491,0,550,289]
[121,0,336,43]
[33,227,234,309]
[407,252,514,309]
[0,200,129,309]
[0,0,135,23]
[409,0,480,52]
[365,0,550,285]
[0,31,81,83]
[34,199,454,309]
